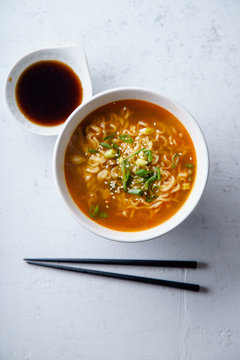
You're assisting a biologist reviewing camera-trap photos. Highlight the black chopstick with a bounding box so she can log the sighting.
[24,258,197,268]
[26,261,200,292]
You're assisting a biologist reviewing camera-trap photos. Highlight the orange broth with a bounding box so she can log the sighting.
[64,100,196,231]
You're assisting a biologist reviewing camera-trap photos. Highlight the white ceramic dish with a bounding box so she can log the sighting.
[53,87,209,242]
[5,45,92,136]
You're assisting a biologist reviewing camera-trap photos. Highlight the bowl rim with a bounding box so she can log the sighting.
[53,86,209,242]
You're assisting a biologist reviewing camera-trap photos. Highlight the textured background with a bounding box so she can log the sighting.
[1,0,240,359]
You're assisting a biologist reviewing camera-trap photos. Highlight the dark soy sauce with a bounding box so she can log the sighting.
[15,60,83,126]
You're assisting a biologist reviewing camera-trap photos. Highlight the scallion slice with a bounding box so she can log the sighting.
[99,212,108,218]
[152,185,160,193]
[121,160,130,192]
[135,179,144,184]
[148,150,152,163]
[136,158,148,167]
[143,149,152,163]
[156,167,161,180]
[128,188,143,196]
[119,134,134,143]
[104,149,117,159]
[144,174,157,190]
[145,195,157,203]
[185,164,193,168]
[100,142,111,149]
[112,143,120,156]
[104,133,116,141]
[125,148,145,160]
[89,205,99,218]
[88,148,98,154]
[135,169,149,177]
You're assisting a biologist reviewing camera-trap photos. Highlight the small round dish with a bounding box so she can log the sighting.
[53,87,209,242]
[5,45,92,136]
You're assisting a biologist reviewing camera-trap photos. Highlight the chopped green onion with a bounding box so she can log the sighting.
[136,158,148,167]
[112,143,120,156]
[104,133,116,141]
[172,153,180,169]
[144,174,157,190]
[152,185,160,193]
[104,149,117,159]
[100,142,111,149]
[185,164,193,168]
[89,205,108,219]
[148,150,152,163]
[89,205,99,218]
[156,167,161,180]
[143,149,152,163]
[118,156,124,165]
[119,134,134,143]
[88,148,98,154]
[122,160,130,192]
[128,188,143,195]
[112,143,120,150]
[145,195,157,202]
[145,195,157,203]
[125,148,145,160]
[99,212,108,218]
[135,169,149,177]
[135,179,145,184]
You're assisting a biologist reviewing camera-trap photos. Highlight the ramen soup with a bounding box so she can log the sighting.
[64,100,196,231]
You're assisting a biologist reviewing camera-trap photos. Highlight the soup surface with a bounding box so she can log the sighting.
[64,100,196,231]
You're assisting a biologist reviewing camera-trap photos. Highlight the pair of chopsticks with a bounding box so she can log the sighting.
[24,258,200,292]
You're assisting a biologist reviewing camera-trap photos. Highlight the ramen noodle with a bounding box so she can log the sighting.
[64,100,196,231]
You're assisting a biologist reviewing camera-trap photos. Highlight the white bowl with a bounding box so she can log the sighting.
[5,45,92,136]
[53,87,209,242]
